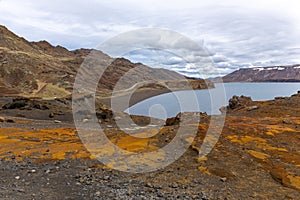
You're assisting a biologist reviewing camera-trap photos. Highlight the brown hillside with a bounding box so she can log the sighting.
[0,25,209,98]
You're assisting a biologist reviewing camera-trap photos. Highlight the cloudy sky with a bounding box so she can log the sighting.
[1,0,300,78]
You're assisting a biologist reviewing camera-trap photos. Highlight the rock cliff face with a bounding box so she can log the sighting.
[0,25,210,98]
[220,65,300,82]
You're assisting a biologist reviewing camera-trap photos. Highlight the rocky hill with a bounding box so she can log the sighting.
[0,25,209,98]
[220,65,300,82]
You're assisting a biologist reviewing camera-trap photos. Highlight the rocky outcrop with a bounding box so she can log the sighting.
[2,98,49,110]
[222,95,261,114]
[165,113,182,126]
[96,106,113,122]
[228,95,253,110]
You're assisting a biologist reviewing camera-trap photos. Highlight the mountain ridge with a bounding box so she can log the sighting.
[0,25,209,98]
[216,64,300,82]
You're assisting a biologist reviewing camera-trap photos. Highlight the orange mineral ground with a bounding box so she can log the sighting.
[0,93,300,199]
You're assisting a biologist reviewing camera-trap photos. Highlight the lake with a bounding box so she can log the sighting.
[125,82,300,119]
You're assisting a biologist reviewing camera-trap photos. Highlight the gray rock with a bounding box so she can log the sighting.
[220,177,227,182]
[95,191,101,197]
[247,105,258,111]
[282,119,293,124]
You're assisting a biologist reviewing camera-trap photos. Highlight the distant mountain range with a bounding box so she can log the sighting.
[214,65,300,82]
[0,25,208,98]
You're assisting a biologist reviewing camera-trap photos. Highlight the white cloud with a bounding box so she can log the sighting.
[0,0,300,77]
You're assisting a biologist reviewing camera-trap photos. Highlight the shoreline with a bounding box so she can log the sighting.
[98,88,183,111]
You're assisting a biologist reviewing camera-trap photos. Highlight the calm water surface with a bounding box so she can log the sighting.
[125,82,300,119]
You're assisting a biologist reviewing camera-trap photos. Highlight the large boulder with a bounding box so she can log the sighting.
[165,113,182,126]
[228,95,253,110]
[96,104,113,122]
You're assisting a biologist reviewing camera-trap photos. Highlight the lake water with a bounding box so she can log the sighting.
[125,82,300,119]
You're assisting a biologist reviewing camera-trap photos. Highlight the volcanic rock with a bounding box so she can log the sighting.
[228,95,253,110]
[165,113,182,126]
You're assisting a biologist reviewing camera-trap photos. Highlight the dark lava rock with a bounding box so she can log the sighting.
[2,98,49,110]
[6,119,15,123]
[165,113,181,126]
[96,105,113,121]
[49,112,55,118]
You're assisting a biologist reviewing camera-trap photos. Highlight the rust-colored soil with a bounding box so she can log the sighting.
[0,93,300,199]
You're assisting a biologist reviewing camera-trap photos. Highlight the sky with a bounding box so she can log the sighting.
[1,0,300,78]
